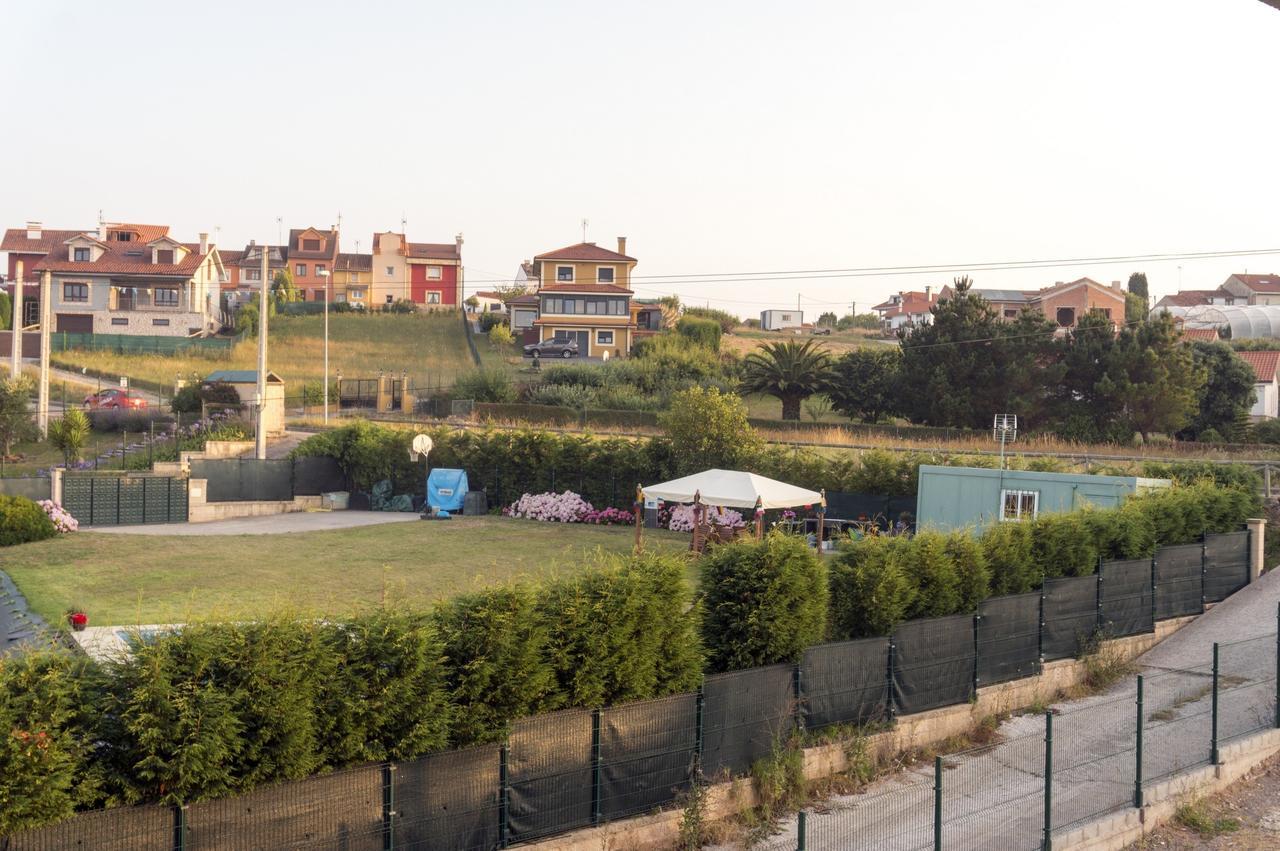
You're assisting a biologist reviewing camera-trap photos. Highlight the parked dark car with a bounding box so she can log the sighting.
[83,388,148,410]
[523,335,580,358]
[811,327,832,335]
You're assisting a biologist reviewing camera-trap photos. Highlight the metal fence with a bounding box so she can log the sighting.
[188,456,345,503]
[61,473,188,526]
[1,532,1263,850]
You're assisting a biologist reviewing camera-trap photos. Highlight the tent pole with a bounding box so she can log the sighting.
[818,488,826,551]
[633,484,643,554]
[754,496,764,541]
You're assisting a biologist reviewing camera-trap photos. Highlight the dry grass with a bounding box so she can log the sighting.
[49,312,478,394]
[721,327,888,358]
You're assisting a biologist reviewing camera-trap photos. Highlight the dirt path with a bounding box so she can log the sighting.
[1125,752,1280,849]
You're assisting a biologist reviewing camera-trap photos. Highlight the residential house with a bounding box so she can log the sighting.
[962,278,1127,331]
[1234,351,1279,420]
[1152,289,1235,311]
[1218,274,1280,306]
[334,252,372,307]
[220,242,286,307]
[287,227,340,301]
[507,292,540,338]
[968,289,1032,320]
[370,232,463,308]
[528,238,638,356]
[33,223,223,336]
[2,222,88,326]
[633,298,669,338]
[872,288,940,330]
[469,291,507,314]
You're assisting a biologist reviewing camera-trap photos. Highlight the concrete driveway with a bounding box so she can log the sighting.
[90,510,420,536]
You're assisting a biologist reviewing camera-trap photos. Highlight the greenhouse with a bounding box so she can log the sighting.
[1158,304,1280,339]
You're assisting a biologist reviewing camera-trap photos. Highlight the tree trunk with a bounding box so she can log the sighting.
[782,395,801,421]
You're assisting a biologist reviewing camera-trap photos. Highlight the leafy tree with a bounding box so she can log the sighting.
[464,295,480,311]
[837,313,882,331]
[1055,310,1129,441]
[0,290,11,331]
[675,315,722,351]
[658,386,762,474]
[816,311,838,328]
[1127,271,1149,300]
[1111,312,1206,441]
[271,268,299,306]
[235,292,276,336]
[681,306,739,334]
[0,375,36,455]
[47,409,90,466]
[740,339,835,421]
[1125,291,1148,324]
[827,348,902,423]
[1178,342,1256,441]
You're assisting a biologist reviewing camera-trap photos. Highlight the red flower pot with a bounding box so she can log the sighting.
[69,612,88,632]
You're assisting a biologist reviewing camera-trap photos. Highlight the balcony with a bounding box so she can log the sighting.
[110,287,187,313]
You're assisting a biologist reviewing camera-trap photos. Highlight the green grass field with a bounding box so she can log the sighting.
[4,517,693,625]
[49,312,480,395]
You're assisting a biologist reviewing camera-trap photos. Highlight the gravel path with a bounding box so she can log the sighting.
[751,569,1280,851]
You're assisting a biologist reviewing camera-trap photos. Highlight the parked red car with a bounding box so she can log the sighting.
[83,388,148,410]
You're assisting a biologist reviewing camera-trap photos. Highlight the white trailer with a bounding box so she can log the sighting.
[760,309,804,331]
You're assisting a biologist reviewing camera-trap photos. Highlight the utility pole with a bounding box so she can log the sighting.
[8,259,22,378]
[255,243,269,459]
[37,270,51,437]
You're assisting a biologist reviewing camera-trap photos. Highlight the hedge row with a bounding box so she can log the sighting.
[0,553,698,833]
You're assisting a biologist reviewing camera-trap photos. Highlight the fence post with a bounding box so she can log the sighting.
[172,803,187,851]
[1150,555,1158,630]
[382,762,395,851]
[1211,643,1220,765]
[499,744,510,848]
[972,612,981,695]
[1134,675,1144,808]
[1038,590,1045,666]
[793,663,805,734]
[887,638,897,722]
[1095,556,1104,634]
[695,683,705,776]
[1042,710,1053,851]
[115,475,121,525]
[1275,603,1280,730]
[797,810,807,851]
[591,708,603,826]
[933,754,943,851]
[1201,536,1209,614]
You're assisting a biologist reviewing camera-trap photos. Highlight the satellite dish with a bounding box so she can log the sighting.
[410,434,434,461]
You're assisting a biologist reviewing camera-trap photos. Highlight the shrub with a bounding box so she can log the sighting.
[505,490,594,523]
[0,495,57,547]
[38,500,78,533]
[387,299,417,314]
[488,323,514,346]
[1197,427,1225,444]
[676,316,722,351]
[944,531,990,610]
[47,409,90,466]
[526,383,597,409]
[829,536,916,639]
[979,521,1037,595]
[699,533,828,673]
[1254,418,1280,444]
[478,311,503,331]
[452,368,517,403]
[681,306,739,334]
[1031,511,1098,579]
[902,531,962,618]
[171,379,241,415]
[659,386,763,476]
[666,504,745,532]
[87,408,175,433]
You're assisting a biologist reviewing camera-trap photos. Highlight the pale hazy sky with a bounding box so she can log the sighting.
[3,0,1278,315]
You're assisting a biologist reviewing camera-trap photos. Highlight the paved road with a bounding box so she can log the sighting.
[752,569,1280,851]
[91,510,420,536]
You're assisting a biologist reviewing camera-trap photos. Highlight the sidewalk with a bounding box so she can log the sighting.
[90,510,420,536]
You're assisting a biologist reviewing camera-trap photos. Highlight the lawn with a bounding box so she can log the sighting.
[49,312,480,397]
[3,517,693,625]
[722,327,889,358]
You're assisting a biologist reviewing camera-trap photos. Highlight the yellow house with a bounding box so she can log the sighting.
[530,238,638,357]
[333,252,372,307]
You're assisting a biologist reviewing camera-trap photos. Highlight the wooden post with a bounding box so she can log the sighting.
[817,489,827,550]
[754,496,764,540]
[633,484,643,554]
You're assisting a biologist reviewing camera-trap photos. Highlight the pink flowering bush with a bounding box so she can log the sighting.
[38,500,79,533]
[666,504,746,533]
[505,491,595,523]
[582,507,634,525]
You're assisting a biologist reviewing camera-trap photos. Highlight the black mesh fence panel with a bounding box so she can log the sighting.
[942,721,1045,850]
[186,764,383,850]
[801,638,890,731]
[1100,559,1153,638]
[507,709,592,843]
[1042,575,1098,661]
[802,777,935,850]
[702,665,795,779]
[977,592,1042,687]
[1050,692,1136,831]
[395,745,501,851]
[1204,532,1250,603]
[892,615,975,716]
[3,804,175,851]
[292,456,346,495]
[1155,543,1204,620]
[191,459,293,502]
[599,692,698,820]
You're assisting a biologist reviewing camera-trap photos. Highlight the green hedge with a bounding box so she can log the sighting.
[829,481,1260,639]
[0,496,56,547]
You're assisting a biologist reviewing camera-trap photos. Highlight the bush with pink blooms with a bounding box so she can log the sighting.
[39,500,79,533]
[666,504,746,533]
[582,507,634,526]
[505,491,595,523]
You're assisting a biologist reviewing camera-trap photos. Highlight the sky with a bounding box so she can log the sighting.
[2,0,1278,316]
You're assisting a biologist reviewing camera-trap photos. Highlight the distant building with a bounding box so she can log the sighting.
[760,309,804,331]
[334,252,373,307]
[288,227,340,302]
[527,238,639,356]
[1219,273,1280,306]
[871,289,939,330]
[1152,289,1235,311]
[1233,351,1279,420]
[370,232,463,308]
[968,278,1127,331]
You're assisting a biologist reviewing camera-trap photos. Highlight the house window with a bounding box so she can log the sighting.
[152,318,170,327]
[386,266,395,277]
[1003,309,1018,319]
[73,247,90,262]
[316,264,326,276]
[427,266,442,280]
[63,283,88,303]
[1055,307,1075,327]
[1000,489,1039,522]
[426,292,441,304]
[350,289,365,299]
[115,232,132,242]
[597,267,615,283]
[296,263,307,277]
[245,268,261,281]
[156,249,175,264]
[596,330,614,345]
[556,266,574,282]
[386,294,394,304]
[1101,308,1112,319]
[111,317,128,326]
[154,288,179,307]
[303,238,321,251]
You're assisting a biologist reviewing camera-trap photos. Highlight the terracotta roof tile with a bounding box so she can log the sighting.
[1179,327,1219,342]
[407,242,460,260]
[287,228,339,260]
[1157,290,1221,307]
[1231,273,1280,294]
[35,239,208,276]
[106,223,170,244]
[534,242,636,263]
[1,228,87,254]
[1236,350,1280,383]
[336,252,372,272]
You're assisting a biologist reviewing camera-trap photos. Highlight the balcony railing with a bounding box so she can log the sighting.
[110,290,187,312]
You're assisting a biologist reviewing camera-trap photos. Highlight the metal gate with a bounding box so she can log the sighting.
[61,474,189,526]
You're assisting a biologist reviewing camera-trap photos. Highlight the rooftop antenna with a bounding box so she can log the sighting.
[993,414,1017,470]
[276,217,283,245]
[401,214,407,234]
[581,218,589,243]
[336,211,342,233]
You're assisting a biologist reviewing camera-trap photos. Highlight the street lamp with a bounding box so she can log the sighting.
[317,268,331,424]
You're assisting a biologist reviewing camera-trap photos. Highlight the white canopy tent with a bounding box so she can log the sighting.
[641,469,823,510]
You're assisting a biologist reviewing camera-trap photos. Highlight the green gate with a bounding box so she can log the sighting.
[62,474,189,526]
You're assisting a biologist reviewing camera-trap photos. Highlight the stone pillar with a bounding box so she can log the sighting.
[51,466,63,506]
[1247,517,1266,581]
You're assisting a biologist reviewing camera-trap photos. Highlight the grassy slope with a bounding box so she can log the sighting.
[49,312,479,393]
[4,517,692,625]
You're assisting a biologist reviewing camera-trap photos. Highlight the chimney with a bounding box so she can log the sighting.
[1054,281,1064,287]
[25,221,41,240]
[249,239,256,246]
[1110,280,1121,291]
[456,232,464,252]
[199,232,209,253]
[925,285,932,299]
[98,222,107,241]
[617,236,627,257]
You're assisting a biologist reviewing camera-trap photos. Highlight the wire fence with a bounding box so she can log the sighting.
[1,539,1269,851]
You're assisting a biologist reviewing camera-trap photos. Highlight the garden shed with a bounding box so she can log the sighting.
[204,370,286,437]
[915,464,1170,533]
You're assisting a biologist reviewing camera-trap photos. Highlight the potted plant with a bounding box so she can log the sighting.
[66,607,89,632]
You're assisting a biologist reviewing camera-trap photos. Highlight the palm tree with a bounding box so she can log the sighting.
[741,339,835,421]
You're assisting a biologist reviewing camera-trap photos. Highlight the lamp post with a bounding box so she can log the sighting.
[318,268,331,424]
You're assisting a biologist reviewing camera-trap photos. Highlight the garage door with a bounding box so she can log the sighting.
[571,330,589,356]
[57,314,93,333]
